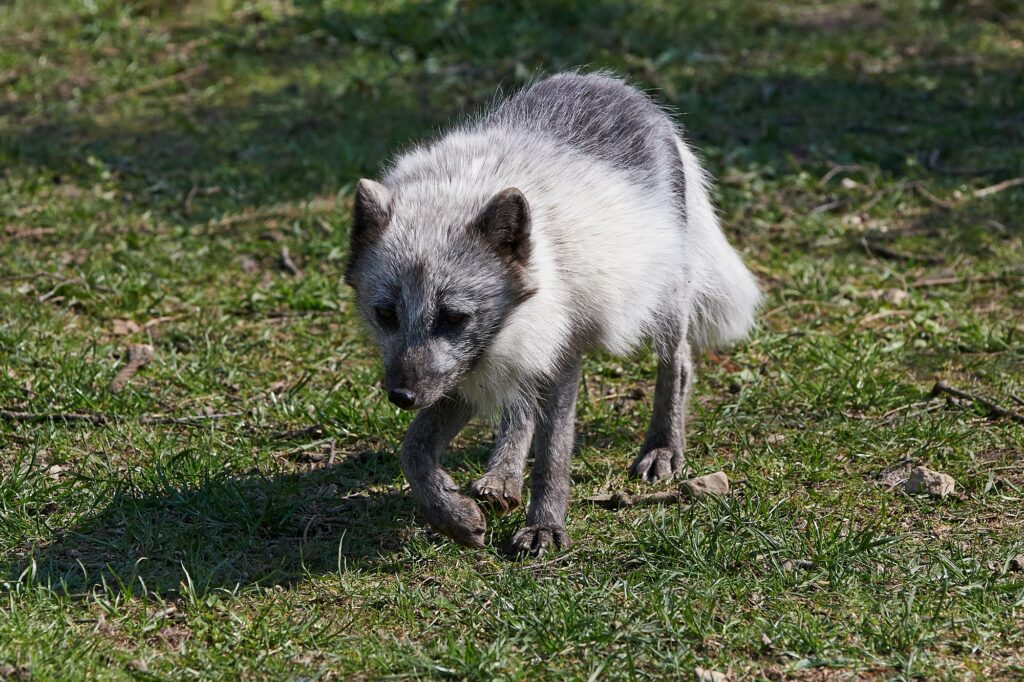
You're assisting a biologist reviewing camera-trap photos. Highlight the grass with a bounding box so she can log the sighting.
[1,0,1022,678]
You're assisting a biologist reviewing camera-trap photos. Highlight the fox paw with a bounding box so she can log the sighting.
[507,525,570,558]
[419,493,486,548]
[630,447,686,484]
[469,472,523,514]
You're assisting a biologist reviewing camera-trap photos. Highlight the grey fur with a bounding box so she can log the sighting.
[399,394,485,547]
[507,358,580,556]
[469,402,535,512]
[631,323,693,482]
[348,183,526,410]
[486,74,688,222]
[484,73,680,182]
[669,148,688,221]
[346,72,761,555]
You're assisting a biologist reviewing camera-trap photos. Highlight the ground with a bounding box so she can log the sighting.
[1,0,1023,679]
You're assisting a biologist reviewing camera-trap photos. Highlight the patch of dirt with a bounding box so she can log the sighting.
[769,667,890,681]
[799,2,883,34]
[978,448,1023,464]
[874,458,915,489]
[153,624,192,651]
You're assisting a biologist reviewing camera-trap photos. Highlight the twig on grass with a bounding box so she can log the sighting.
[0,409,108,425]
[913,184,958,210]
[474,546,586,576]
[932,381,1024,425]
[0,270,60,283]
[879,401,944,424]
[585,490,684,509]
[522,546,584,571]
[275,438,336,464]
[279,246,303,278]
[842,171,1023,217]
[810,198,848,215]
[906,174,1024,211]
[208,197,337,230]
[926,149,1007,177]
[183,185,220,215]
[761,299,846,320]
[184,185,200,216]
[228,308,345,320]
[270,424,326,441]
[973,176,1024,199]
[104,64,209,103]
[859,238,941,264]
[4,226,57,239]
[37,277,83,303]
[138,411,243,425]
[110,343,154,393]
[912,270,1022,288]
[819,164,868,186]
[0,409,243,426]
[849,179,933,215]
[857,309,913,327]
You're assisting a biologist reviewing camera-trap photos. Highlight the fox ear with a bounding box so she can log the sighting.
[471,188,531,265]
[346,179,391,286]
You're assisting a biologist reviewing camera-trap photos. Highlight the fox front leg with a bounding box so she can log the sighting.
[470,401,535,513]
[400,395,486,548]
[508,359,580,557]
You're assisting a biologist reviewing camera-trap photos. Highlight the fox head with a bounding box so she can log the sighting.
[344,179,535,410]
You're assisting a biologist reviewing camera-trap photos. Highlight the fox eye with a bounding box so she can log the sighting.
[444,310,469,326]
[436,309,469,333]
[374,306,398,330]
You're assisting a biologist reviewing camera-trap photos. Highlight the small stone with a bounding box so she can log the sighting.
[694,667,728,682]
[609,491,635,508]
[1010,555,1024,572]
[240,256,260,273]
[883,288,909,305]
[111,318,141,335]
[840,177,860,189]
[681,471,729,499]
[782,559,815,572]
[766,433,786,445]
[127,659,148,672]
[760,633,773,647]
[44,464,66,480]
[0,665,29,681]
[904,466,955,498]
[610,366,624,378]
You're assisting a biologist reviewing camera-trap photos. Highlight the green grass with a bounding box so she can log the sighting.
[2,0,1023,678]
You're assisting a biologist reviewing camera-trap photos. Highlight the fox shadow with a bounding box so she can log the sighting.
[14,407,647,597]
[14,442,492,596]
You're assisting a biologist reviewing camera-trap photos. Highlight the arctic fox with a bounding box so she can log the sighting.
[345,72,760,555]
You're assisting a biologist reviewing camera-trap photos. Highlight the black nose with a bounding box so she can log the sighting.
[388,387,417,409]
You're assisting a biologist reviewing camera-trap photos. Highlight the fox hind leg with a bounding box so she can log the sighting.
[630,322,693,484]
